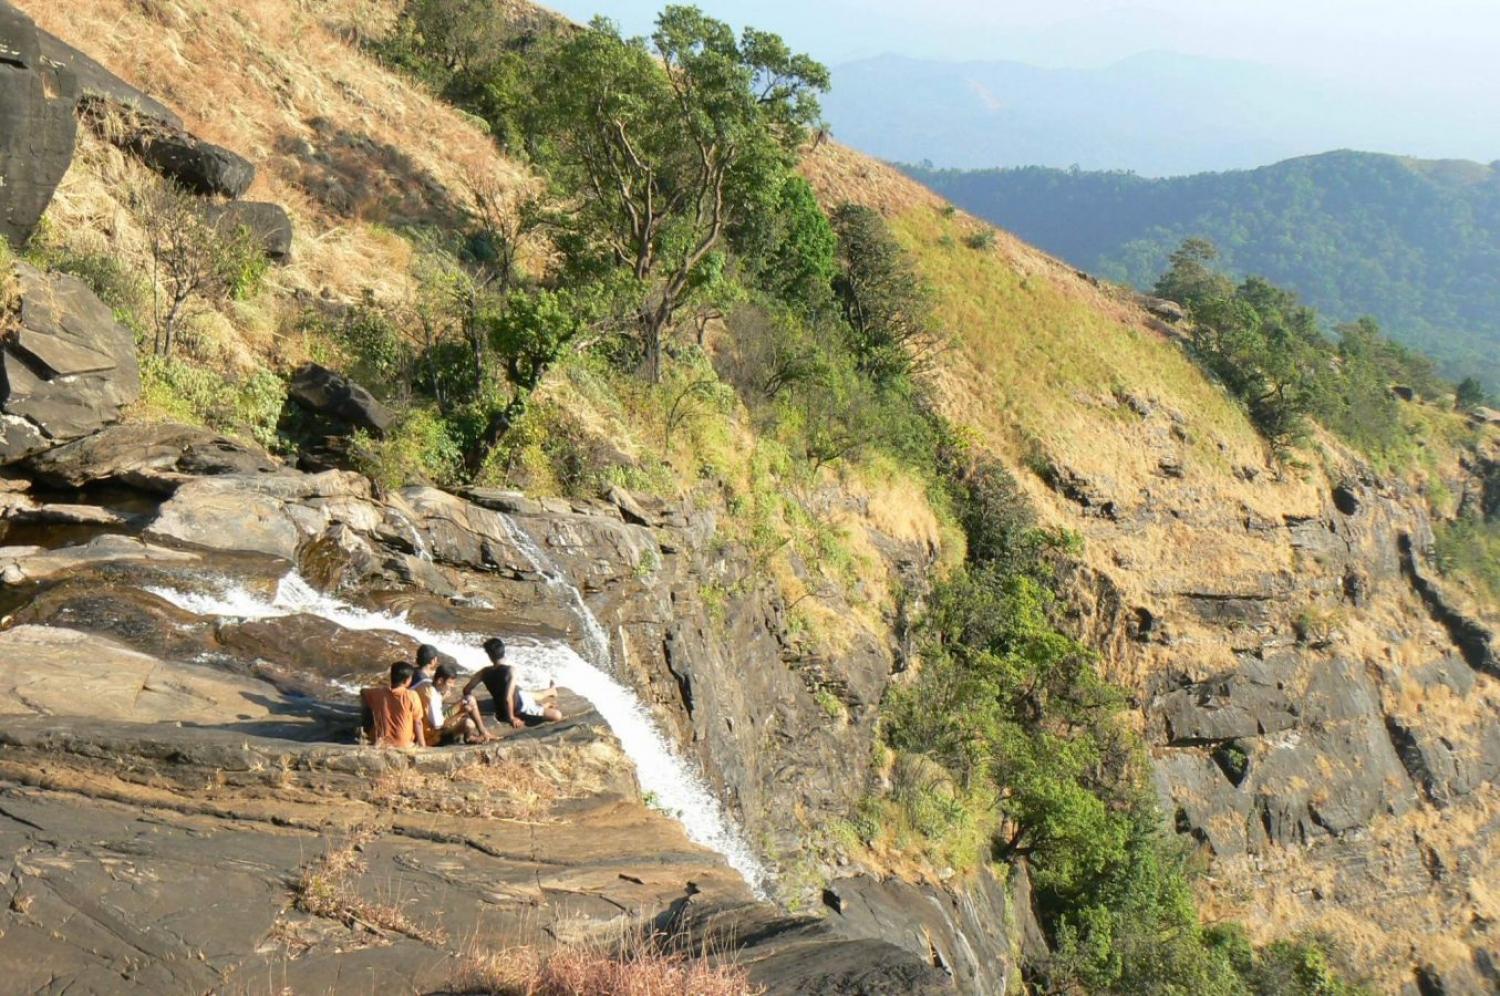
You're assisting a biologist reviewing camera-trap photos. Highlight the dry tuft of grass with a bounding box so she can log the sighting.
[369,751,612,823]
[294,827,448,945]
[448,938,760,996]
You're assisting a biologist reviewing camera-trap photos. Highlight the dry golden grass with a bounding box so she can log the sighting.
[448,937,760,996]
[294,826,449,944]
[369,750,613,822]
[17,0,533,324]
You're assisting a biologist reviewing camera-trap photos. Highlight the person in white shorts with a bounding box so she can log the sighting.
[461,637,563,729]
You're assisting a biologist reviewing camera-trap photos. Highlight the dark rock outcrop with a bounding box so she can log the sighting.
[0,1,79,247]
[1,264,140,463]
[92,101,255,197]
[1400,533,1499,677]
[288,362,393,437]
[818,869,1035,994]
[207,200,293,263]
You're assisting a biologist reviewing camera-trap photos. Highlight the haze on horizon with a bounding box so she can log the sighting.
[550,0,1500,173]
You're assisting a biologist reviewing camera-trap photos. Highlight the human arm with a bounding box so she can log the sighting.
[406,691,425,748]
[502,672,523,728]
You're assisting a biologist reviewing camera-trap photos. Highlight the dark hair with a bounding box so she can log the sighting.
[416,644,440,667]
[389,661,417,687]
[434,662,458,682]
[482,637,506,662]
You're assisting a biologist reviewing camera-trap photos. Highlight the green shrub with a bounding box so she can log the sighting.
[964,229,996,251]
[1456,375,1488,411]
[1435,516,1500,600]
[140,354,286,447]
[831,202,940,386]
[216,226,271,301]
[350,407,464,489]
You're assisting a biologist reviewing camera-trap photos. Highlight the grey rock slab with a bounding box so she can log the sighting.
[1,264,140,462]
[0,2,78,247]
[0,533,197,584]
[206,200,293,263]
[28,420,279,487]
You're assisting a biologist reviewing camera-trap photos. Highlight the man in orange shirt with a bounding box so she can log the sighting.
[360,661,424,748]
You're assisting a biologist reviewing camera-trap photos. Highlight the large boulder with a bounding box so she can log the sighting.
[207,201,293,263]
[0,2,79,247]
[288,362,393,436]
[91,100,255,198]
[1,263,141,463]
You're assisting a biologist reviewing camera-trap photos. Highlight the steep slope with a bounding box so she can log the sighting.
[907,151,1500,391]
[804,141,1500,992]
[16,0,530,369]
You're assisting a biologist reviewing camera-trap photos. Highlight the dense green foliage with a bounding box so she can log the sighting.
[829,204,939,386]
[906,152,1500,392]
[530,8,826,381]
[1153,239,1444,460]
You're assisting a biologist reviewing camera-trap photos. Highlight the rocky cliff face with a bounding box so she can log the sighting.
[1039,408,1500,993]
[0,413,1023,992]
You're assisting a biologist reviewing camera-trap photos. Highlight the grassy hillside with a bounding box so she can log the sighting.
[907,151,1500,392]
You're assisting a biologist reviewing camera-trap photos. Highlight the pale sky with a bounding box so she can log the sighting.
[547,0,1500,98]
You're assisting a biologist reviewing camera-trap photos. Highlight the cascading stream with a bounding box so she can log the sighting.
[145,573,769,895]
[494,513,613,669]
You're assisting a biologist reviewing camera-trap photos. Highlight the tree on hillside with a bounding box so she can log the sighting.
[830,203,939,385]
[1153,237,1233,309]
[1457,376,1488,411]
[533,7,828,382]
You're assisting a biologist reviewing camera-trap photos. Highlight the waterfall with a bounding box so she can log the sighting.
[494,514,613,669]
[387,509,433,562]
[145,573,769,895]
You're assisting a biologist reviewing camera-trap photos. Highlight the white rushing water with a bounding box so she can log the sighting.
[146,573,768,894]
[495,514,613,668]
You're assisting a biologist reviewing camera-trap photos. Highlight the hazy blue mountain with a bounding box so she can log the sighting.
[825,53,1500,176]
[906,151,1500,389]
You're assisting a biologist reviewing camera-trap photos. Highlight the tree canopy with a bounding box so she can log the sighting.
[532,7,828,380]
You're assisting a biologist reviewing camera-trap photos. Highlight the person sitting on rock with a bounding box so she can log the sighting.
[409,643,442,723]
[360,661,424,748]
[424,662,493,746]
[461,637,563,730]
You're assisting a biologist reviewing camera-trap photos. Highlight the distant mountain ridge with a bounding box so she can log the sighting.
[825,53,1500,176]
[907,150,1500,390]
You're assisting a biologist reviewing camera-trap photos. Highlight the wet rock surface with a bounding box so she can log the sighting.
[0,613,966,995]
[0,410,996,991]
